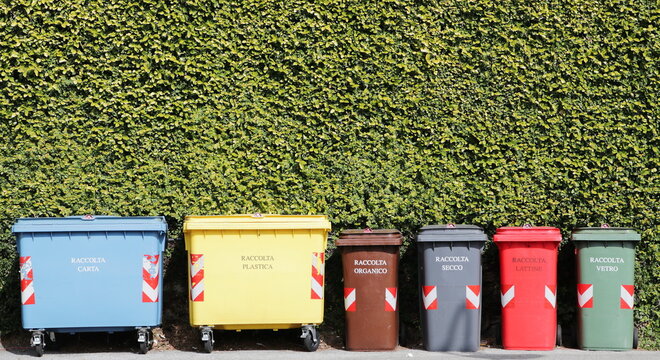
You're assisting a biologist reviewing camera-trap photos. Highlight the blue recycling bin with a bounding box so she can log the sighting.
[12,216,167,355]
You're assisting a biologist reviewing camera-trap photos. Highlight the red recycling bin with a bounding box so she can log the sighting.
[494,226,562,350]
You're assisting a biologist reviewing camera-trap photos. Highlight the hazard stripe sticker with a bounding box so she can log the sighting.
[422,286,437,310]
[311,252,324,299]
[142,255,160,302]
[344,287,356,312]
[620,285,634,309]
[19,256,35,305]
[578,284,593,308]
[466,285,480,309]
[501,284,514,308]
[385,287,397,312]
[190,254,204,302]
[545,285,556,309]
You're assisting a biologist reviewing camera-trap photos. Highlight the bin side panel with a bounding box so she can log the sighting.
[576,242,635,350]
[341,246,399,351]
[19,231,164,330]
[498,242,558,350]
[188,229,326,327]
[419,242,482,352]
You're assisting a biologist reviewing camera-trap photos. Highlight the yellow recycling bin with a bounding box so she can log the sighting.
[183,214,331,353]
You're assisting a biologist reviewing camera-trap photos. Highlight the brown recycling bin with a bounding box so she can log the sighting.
[336,229,403,351]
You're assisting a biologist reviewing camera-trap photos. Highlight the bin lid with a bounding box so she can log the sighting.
[336,229,403,246]
[183,214,331,231]
[571,227,640,242]
[416,224,487,243]
[11,216,167,233]
[493,226,561,242]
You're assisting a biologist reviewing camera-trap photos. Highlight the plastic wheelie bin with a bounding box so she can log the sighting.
[494,225,562,350]
[12,215,167,356]
[571,225,641,350]
[416,224,487,352]
[336,229,403,351]
[183,214,331,353]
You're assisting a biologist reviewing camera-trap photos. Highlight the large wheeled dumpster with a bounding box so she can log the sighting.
[12,215,167,356]
[183,214,331,353]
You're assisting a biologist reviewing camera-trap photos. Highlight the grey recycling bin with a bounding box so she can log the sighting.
[416,224,487,352]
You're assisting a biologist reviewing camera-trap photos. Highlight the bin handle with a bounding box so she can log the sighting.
[82,214,95,220]
[601,223,610,228]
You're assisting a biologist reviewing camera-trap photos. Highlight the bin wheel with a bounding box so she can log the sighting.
[303,332,319,352]
[200,327,214,353]
[633,327,639,349]
[31,331,45,357]
[301,326,319,352]
[556,324,563,347]
[35,343,44,357]
[137,328,151,354]
[203,339,213,353]
[138,341,149,354]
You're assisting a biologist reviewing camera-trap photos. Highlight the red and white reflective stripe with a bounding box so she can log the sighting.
[142,255,160,303]
[422,286,437,310]
[620,285,634,309]
[344,287,356,312]
[190,254,204,302]
[19,256,35,305]
[577,284,593,308]
[310,252,324,299]
[545,285,557,309]
[501,284,515,308]
[385,287,397,312]
[466,285,480,309]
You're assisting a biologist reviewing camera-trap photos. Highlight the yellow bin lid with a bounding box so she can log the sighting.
[184,213,332,231]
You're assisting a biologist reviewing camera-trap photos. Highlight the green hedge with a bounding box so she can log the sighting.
[1,0,658,349]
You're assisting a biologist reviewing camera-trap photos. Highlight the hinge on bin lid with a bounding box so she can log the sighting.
[601,223,610,228]
[252,213,264,218]
[523,223,532,229]
[364,227,373,233]
[82,214,95,220]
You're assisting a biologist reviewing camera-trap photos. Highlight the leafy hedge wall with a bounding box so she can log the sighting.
[1,0,658,349]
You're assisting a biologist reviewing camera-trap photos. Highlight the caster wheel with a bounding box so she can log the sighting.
[138,341,149,354]
[35,343,44,357]
[200,328,214,353]
[633,327,639,349]
[203,339,213,353]
[303,332,319,352]
[137,329,151,354]
[302,327,319,352]
[556,324,563,347]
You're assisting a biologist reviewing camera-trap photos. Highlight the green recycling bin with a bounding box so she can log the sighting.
[571,226,641,350]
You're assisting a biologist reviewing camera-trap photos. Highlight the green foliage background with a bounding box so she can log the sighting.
[0,0,658,349]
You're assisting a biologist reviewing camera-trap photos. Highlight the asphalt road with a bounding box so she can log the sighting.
[1,348,658,360]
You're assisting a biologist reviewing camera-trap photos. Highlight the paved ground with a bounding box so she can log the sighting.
[1,348,658,359]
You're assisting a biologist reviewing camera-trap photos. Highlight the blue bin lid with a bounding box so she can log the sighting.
[12,216,167,234]
[416,224,487,243]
